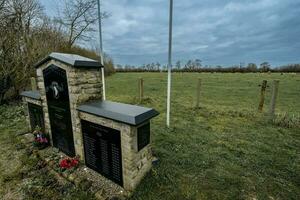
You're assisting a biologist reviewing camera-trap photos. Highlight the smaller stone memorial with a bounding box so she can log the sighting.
[21,91,43,132]
[21,52,159,191]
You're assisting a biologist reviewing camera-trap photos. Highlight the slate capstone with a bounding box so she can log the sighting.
[34,52,103,69]
[77,100,159,126]
[20,90,41,100]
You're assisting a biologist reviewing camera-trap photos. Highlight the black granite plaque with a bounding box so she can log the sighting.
[28,103,44,132]
[137,123,150,151]
[43,65,75,157]
[81,120,123,186]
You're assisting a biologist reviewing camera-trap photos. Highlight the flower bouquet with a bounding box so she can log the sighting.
[59,156,80,173]
[33,126,49,150]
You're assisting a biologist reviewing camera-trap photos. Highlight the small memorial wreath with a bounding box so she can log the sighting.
[33,126,49,150]
[59,156,80,173]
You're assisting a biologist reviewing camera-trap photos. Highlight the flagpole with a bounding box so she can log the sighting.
[97,0,106,100]
[166,0,173,127]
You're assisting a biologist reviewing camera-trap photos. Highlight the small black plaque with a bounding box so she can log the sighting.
[28,103,44,132]
[137,123,150,151]
[81,120,123,186]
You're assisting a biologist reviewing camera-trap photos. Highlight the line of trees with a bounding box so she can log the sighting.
[0,0,115,104]
[116,59,300,73]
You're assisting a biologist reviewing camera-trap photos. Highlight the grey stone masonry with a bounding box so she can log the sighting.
[23,96,42,106]
[21,52,157,193]
[79,112,153,191]
[36,59,102,156]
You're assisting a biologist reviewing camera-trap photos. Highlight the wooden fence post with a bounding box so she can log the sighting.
[31,77,37,91]
[269,80,280,118]
[195,78,202,108]
[139,78,144,102]
[258,80,267,112]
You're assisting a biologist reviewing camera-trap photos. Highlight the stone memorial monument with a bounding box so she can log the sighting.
[21,52,159,191]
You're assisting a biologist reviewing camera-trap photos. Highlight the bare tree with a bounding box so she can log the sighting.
[0,0,44,100]
[55,0,108,48]
[0,0,7,17]
[0,0,114,104]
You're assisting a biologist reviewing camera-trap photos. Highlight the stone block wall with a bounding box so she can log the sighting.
[27,57,153,192]
[36,59,102,158]
[79,112,153,191]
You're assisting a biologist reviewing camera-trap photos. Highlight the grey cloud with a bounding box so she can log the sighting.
[40,0,300,67]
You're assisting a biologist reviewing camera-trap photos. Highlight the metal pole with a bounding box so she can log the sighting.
[166,0,173,127]
[97,0,106,100]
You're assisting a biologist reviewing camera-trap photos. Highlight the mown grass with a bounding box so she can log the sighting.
[0,72,299,199]
[105,73,300,200]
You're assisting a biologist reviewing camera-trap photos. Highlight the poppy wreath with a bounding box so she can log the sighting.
[59,156,80,170]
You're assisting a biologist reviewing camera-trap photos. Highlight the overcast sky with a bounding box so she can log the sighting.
[39,0,300,67]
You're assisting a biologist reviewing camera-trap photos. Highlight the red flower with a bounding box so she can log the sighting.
[59,157,79,169]
[42,138,48,143]
[71,158,79,167]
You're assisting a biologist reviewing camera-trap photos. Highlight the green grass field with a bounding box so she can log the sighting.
[0,73,299,199]
[107,73,300,115]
